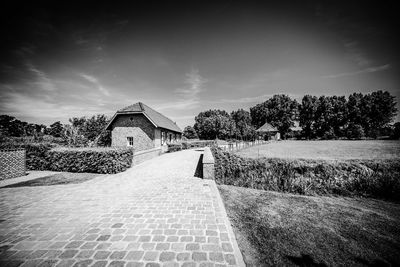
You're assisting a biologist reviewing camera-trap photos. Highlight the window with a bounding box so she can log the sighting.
[161,131,165,145]
[127,137,134,147]
[169,133,172,142]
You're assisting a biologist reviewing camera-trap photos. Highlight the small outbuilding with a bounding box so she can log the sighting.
[256,122,280,140]
[106,102,182,151]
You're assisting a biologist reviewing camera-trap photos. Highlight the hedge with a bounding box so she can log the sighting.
[0,142,134,174]
[46,147,134,174]
[211,146,400,201]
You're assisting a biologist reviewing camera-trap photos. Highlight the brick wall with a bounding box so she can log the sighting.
[0,149,26,180]
[110,114,155,151]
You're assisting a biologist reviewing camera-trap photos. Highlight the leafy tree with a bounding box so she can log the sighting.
[346,123,365,139]
[299,95,318,139]
[329,96,348,137]
[250,94,298,138]
[194,110,236,140]
[0,115,25,136]
[314,96,335,138]
[49,121,64,137]
[366,90,397,137]
[68,114,110,146]
[183,126,198,139]
[392,122,400,139]
[231,109,255,140]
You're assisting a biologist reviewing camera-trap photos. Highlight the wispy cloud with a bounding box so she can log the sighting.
[162,68,207,110]
[79,73,110,96]
[26,62,56,91]
[343,40,370,67]
[218,94,274,104]
[322,64,390,78]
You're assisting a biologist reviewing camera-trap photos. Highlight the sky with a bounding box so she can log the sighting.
[0,0,399,129]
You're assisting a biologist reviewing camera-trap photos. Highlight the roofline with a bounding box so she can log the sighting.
[105,111,158,130]
[105,111,182,133]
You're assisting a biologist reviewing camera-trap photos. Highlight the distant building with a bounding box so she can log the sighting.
[106,102,182,151]
[256,122,280,140]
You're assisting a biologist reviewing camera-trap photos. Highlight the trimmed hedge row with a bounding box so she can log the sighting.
[47,147,134,174]
[0,143,134,174]
[211,146,400,201]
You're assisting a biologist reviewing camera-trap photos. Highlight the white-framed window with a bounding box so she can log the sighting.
[127,136,134,147]
[161,131,165,145]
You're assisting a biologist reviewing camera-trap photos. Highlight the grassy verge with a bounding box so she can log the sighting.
[3,172,103,187]
[219,185,400,267]
[212,146,400,201]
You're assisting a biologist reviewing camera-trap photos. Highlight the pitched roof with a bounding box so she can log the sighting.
[106,102,182,132]
[256,122,278,132]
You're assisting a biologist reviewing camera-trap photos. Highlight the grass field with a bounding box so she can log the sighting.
[219,185,400,266]
[236,140,400,160]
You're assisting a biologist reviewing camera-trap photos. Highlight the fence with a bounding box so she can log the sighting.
[218,140,270,152]
[0,149,26,180]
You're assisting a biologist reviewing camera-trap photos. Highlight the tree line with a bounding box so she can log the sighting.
[0,114,111,146]
[184,90,398,140]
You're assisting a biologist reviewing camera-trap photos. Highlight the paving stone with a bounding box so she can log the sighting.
[111,223,124,228]
[143,251,159,261]
[65,241,84,249]
[72,259,93,267]
[185,243,200,251]
[162,263,179,267]
[159,251,175,262]
[38,259,59,267]
[141,243,156,250]
[95,243,112,250]
[181,263,196,267]
[209,252,224,262]
[55,260,75,267]
[91,261,108,267]
[224,254,236,265]
[97,235,111,242]
[109,251,127,260]
[125,263,144,267]
[59,250,79,259]
[155,243,170,251]
[221,243,233,252]
[21,259,44,267]
[176,252,190,261]
[125,251,144,261]
[199,263,214,267]
[76,250,95,258]
[192,252,207,261]
[108,261,125,267]
[81,242,98,250]
[94,251,111,260]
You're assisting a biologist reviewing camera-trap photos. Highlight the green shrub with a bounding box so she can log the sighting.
[46,147,134,174]
[211,146,400,201]
[181,140,215,149]
[167,143,182,152]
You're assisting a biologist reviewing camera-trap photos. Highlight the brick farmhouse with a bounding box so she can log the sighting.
[106,102,182,151]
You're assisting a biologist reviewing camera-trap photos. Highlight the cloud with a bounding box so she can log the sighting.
[26,62,56,91]
[161,68,207,110]
[79,73,110,96]
[175,68,207,98]
[322,64,390,78]
[343,40,371,67]
[219,94,275,104]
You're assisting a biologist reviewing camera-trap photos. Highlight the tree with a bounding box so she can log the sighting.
[0,115,25,137]
[250,94,298,138]
[299,95,318,139]
[194,110,236,140]
[49,121,64,137]
[183,126,198,139]
[68,114,110,146]
[392,122,400,139]
[314,96,335,138]
[231,109,255,140]
[366,90,397,137]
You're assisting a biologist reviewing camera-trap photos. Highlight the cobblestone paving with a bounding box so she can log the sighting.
[0,150,244,267]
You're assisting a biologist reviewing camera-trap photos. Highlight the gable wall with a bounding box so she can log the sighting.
[110,114,155,151]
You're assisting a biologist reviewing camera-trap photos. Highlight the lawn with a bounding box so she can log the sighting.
[236,140,400,160]
[219,185,400,266]
[2,172,104,188]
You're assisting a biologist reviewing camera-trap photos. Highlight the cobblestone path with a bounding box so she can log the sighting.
[0,149,244,267]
